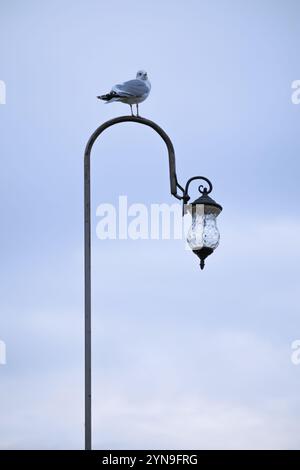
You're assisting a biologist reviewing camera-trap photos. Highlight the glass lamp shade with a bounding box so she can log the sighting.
[186,195,222,269]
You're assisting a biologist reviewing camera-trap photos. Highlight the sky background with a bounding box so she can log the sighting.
[1,0,300,449]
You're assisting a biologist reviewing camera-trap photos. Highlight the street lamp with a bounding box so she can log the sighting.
[183,177,223,270]
[83,115,222,450]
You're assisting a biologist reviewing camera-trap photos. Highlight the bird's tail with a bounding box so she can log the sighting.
[97,91,118,102]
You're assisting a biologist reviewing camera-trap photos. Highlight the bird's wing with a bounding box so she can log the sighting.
[112,79,148,97]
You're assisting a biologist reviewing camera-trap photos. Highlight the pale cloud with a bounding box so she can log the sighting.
[1,217,300,448]
[1,335,299,450]
[94,394,300,450]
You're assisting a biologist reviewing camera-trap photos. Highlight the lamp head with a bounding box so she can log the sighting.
[184,180,222,269]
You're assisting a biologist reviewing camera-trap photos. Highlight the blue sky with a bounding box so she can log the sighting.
[1,0,300,449]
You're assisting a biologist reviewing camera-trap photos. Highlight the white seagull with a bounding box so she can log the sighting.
[97,70,151,117]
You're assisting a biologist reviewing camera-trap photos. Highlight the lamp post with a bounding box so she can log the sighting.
[83,115,222,450]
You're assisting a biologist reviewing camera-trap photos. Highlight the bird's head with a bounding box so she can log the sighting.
[136,70,148,81]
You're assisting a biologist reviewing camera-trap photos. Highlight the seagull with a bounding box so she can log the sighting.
[97,70,151,117]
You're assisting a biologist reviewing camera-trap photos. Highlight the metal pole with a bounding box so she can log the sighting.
[84,147,92,450]
[83,116,184,450]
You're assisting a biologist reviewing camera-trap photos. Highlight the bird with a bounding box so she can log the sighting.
[97,70,151,117]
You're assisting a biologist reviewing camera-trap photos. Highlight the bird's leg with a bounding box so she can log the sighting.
[130,104,134,116]
[136,104,139,117]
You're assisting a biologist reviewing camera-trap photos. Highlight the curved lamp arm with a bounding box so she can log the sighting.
[84,115,185,200]
[183,176,213,201]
